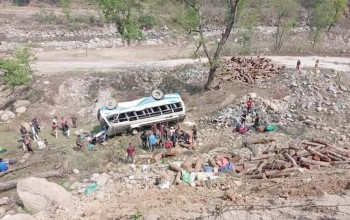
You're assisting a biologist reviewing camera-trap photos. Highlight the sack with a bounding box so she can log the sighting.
[265,125,277,132]
[181,171,190,184]
[0,162,8,172]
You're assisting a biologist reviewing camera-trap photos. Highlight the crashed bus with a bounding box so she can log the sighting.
[97,90,186,136]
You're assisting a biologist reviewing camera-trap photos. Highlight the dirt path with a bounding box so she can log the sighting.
[31,46,350,74]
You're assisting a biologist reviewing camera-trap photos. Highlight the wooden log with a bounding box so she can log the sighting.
[325,153,342,161]
[331,161,350,165]
[263,161,292,170]
[253,159,268,175]
[311,138,330,146]
[169,163,185,173]
[0,169,64,192]
[150,152,164,163]
[138,155,152,159]
[173,171,183,185]
[179,143,192,149]
[300,157,330,167]
[301,141,326,147]
[326,145,350,157]
[209,158,218,168]
[250,168,298,179]
[181,158,195,171]
[296,146,323,157]
[313,155,321,161]
[251,153,275,161]
[234,165,244,173]
[282,152,298,167]
[288,149,296,157]
[195,158,203,172]
[301,163,320,170]
[250,138,276,145]
[0,159,45,178]
[305,146,332,162]
[326,150,348,161]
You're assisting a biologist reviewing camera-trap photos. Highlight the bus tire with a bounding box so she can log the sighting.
[151,89,164,100]
[105,99,118,110]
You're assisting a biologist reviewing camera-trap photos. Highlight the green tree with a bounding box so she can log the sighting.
[95,0,144,45]
[59,0,71,20]
[271,0,299,51]
[0,46,34,87]
[170,0,241,89]
[310,0,347,48]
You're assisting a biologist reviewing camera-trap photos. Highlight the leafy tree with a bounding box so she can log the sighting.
[95,0,145,45]
[271,0,299,51]
[0,46,34,87]
[310,0,347,48]
[170,0,241,89]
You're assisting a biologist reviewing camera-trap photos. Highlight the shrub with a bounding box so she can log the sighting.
[139,14,157,29]
[0,46,34,87]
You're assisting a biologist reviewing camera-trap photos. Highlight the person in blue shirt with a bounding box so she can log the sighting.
[148,133,157,152]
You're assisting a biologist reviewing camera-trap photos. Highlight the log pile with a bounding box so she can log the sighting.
[217,56,285,84]
[237,138,350,179]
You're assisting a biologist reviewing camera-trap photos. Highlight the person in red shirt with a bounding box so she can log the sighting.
[126,143,135,164]
[247,98,253,114]
[51,122,58,139]
[60,117,66,130]
[164,138,173,149]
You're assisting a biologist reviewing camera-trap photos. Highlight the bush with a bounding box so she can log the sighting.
[0,46,34,87]
[14,0,30,6]
[139,14,157,29]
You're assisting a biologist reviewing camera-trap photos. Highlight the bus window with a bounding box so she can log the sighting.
[160,105,172,114]
[108,115,119,123]
[173,102,183,112]
[118,113,128,122]
[151,106,161,116]
[127,112,138,121]
[136,110,147,119]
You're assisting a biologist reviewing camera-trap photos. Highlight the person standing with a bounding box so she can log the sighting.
[19,125,27,136]
[60,117,66,130]
[192,125,197,147]
[314,59,319,71]
[247,98,254,114]
[140,131,148,149]
[51,122,58,139]
[171,128,177,148]
[63,121,70,138]
[24,136,34,153]
[253,113,260,129]
[240,113,247,128]
[30,122,39,140]
[71,115,77,128]
[164,138,173,149]
[53,116,58,124]
[76,135,83,150]
[126,143,135,164]
[296,60,301,72]
[148,132,157,152]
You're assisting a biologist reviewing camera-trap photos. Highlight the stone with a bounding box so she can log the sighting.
[13,100,30,109]
[90,173,112,187]
[144,214,161,220]
[15,107,26,114]
[17,177,73,212]
[316,107,323,112]
[1,214,36,220]
[0,197,9,206]
[341,135,347,141]
[248,93,257,99]
[69,182,83,190]
[73,169,80,174]
[0,111,15,122]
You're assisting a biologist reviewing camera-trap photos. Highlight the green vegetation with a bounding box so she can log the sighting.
[95,0,145,45]
[270,0,300,51]
[0,46,34,87]
[310,0,348,48]
[59,0,72,20]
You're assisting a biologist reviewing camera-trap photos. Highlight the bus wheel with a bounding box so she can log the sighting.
[152,89,164,100]
[105,99,118,110]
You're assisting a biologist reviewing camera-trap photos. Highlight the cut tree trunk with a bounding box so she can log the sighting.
[300,157,330,167]
[0,159,45,178]
[250,138,276,145]
[173,172,183,185]
[0,169,64,192]
[150,148,184,163]
[253,159,268,175]
[195,158,203,172]
[169,163,185,173]
[282,152,298,167]
[296,146,323,157]
[326,150,348,161]
[305,146,332,162]
[251,153,275,161]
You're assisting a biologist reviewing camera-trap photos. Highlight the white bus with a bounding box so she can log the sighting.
[97,92,186,136]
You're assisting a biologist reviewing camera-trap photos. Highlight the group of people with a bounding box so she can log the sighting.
[235,98,261,134]
[51,115,77,139]
[18,118,47,153]
[296,59,320,73]
[139,123,197,152]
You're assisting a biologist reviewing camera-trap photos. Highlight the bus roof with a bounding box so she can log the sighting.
[100,93,183,115]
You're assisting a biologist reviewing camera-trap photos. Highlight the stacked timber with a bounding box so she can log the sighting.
[217,56,285,84]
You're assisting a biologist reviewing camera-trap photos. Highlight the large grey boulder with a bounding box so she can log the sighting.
[13,100,30,109]
[15,106,27,114]
[17,177,73,212]
[0,110,15,122]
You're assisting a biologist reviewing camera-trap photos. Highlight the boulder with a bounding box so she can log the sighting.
[90,173,112,187]
[0,111,15,122]
[0,196,9,206]
[15,107,27,114]
[17,177,73,212]
[1,214,36,220]
[13,100,30,109]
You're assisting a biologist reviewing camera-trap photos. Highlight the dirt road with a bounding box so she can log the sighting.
[31,46,350,74]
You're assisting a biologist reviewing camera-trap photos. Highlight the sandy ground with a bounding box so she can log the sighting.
[31,46,350,74]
